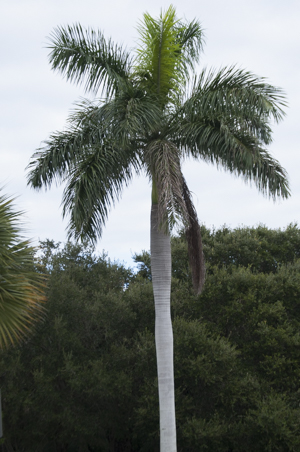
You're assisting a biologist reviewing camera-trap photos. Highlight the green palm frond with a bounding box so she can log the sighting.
[0,193,45,348]
[62,143,139,243]
[136,6,180,99]
[48,24,132,96]
[27,129,85,189]
[177,116,290,199]
[171,66,289,199]
[189,67,286,123]
[95,87,162,144]
[136,5,203,105]
[174,18,204,75]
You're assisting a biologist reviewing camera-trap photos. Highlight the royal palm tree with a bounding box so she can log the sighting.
[0,192,45,348]
[27,6,289,451]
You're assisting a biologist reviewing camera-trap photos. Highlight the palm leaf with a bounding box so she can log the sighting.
[188,66,286,123]
[174,18,204,75]
[182,178,205,295]
[62,143,139,243]
[172,66,289,199]
[145,139,188,230]
[48,24,132,96]
[0,193,45,348]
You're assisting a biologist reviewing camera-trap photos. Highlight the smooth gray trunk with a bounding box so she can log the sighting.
[150,204,177,452]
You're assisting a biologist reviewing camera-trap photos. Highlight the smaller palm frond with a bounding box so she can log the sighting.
[182,178,205,295]
[0,193,45,348]
[48,24,132,96]
[62,143,139,243]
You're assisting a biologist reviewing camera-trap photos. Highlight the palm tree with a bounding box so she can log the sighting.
[0,192,45,348]
[27,6,289,451]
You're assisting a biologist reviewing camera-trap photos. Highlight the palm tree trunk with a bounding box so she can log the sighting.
[150,203,177,452]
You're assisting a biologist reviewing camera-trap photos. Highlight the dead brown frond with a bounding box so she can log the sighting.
[182,178,206,295]
[145,139,188,231]
[144,139,205,294]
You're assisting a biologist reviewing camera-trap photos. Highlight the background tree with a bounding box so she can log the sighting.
[0,192,45,348]
[1,226,300,451]
[27,6,289,451]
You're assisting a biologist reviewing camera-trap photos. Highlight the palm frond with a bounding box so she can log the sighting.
[25,100,115,188]
[95,86,162,144]
[177,116,290,199]
[145,140,205,293]
[189,67,287,123]
[62,143,139,243]
[48,24,132,96]
[182,178,205,295]
[171,66,289,199]
[175,18,204,75]
[145,139,188,231]
[0,193,45,348]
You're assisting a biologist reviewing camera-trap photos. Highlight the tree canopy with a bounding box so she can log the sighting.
[1,224,300,451]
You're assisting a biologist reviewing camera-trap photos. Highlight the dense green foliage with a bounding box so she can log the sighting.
[1,224,300,451]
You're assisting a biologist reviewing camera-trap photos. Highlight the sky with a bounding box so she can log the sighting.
[1,0,299,267]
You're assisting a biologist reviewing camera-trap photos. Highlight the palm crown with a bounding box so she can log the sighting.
[28,5,289,292]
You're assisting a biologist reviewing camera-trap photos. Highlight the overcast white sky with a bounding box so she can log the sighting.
[1,0,299,266]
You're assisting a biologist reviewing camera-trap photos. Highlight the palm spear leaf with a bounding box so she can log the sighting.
[0,193,45,348]
[48,24,132,96]
[136,6,184,104]
[136,7,204,107]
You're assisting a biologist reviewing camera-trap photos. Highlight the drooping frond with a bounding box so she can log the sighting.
[27,89,153,190]
[182,178,205,295]
[27,128,87,190]
[145,139,188,230]
[27,97,143,242]
[173,66,290,199]
[62,143,139,243]
[179,117,289,199]
[144,140,205,293]
[48,24,132,96]
[0,193,45,348]
[189,67,287,123]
